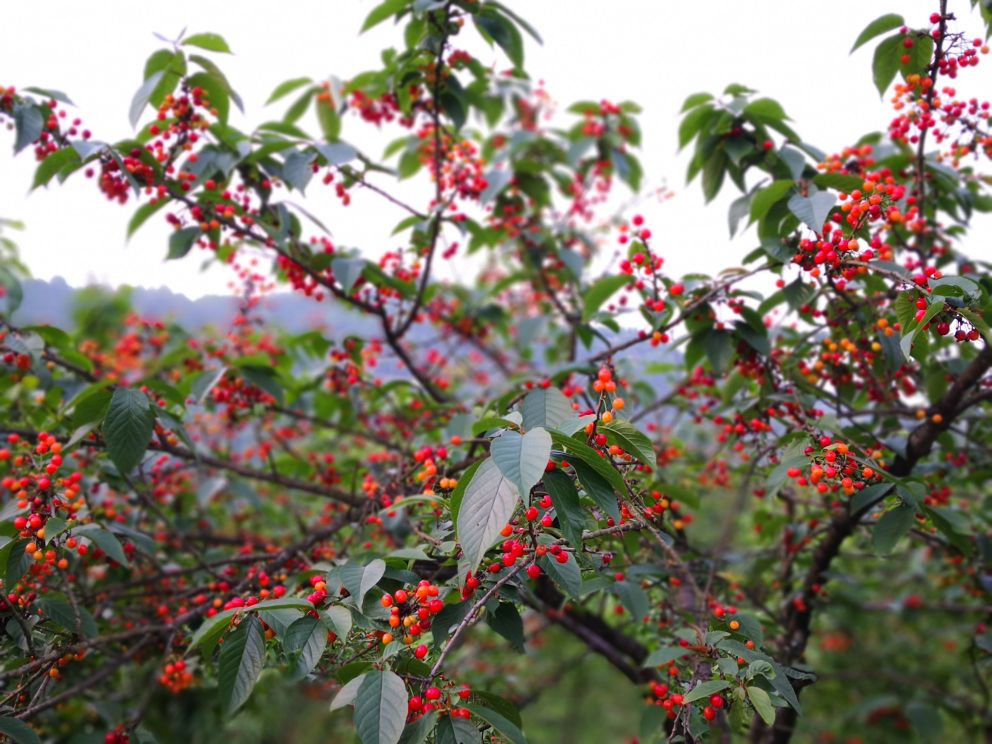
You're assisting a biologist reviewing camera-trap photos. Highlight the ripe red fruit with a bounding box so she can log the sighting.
[527,564,541,580]
[414,644,428,659]
[425,686,442,701]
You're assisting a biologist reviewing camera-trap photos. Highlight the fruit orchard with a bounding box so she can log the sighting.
[2,1,992,742]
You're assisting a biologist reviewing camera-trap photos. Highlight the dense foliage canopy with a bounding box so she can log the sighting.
[2,1,992,742]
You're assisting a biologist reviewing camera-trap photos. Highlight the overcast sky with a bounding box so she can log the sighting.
[2,0,989,298]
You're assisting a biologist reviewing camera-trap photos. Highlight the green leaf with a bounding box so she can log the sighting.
[521,387,574,432]
[783,278,816,311]
[283,150,316,193]
[851,13,904,52]
[904,36,935,80]
[44,517,69,542]
[398,712,437,744]
[436,717,480,744]
[678,104,714,150]
[872,34,904,97]
[316,97,341,140]
[129,71,165,128]
[704,330,735,374]
[641,646,685,668]
[362,0,409,32]
[487,603,525,652]
[614,580,648,621]
[188,71,230,126]
[906,702,943,740]
[475,9,524,68]
[266,77,313,105]
[787,191,836,231]
[168,226,201,260]
[13,103,43,154]
[744,98,788,121]
[74,525,130,567]
[188,598,310,654]
[102,387,156,473]
[325,605,353,639]
[812,173,864,192]
[925,507,972,555]
[680,93,713,113]
[491,427,551,499]
[539,553,581,597]
[23,86,74,105]
[751,179,795,222]
[901,300,945,359]
[930,275,982,303]
[683,679,731,703]
[0,717,41,744]
[734,612,764,644]
[218,614,266,714]
[142,49,186,108]
[728,192,751,236]
[457,458,521,573]
[354,670,408,744]
[449,458,482,527]
[583,275,630,320]
[1,540,29,588]
[285,615,328,681]
[542,469,585,550]
[701,150,727,202]
[570,460,619,523]
[337,558,387,609]
[747,685,775,726]
[439,90,467,131]
[550,432,626,497]
[330,673,366,710]
[873,503,915,554]
[127,198,169,240]
[314,142,358,166]
[600,419,655,465]
[182,33,233,53]
[850,484,891,515]
[332,257,367,294]
[32,148,80,190]
[464,703,527,744]
[36,596,98,638]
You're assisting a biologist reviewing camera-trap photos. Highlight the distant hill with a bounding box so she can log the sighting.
[9,278,674,389]
[12,276,378,340]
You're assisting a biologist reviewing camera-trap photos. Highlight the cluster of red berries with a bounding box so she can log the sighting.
[785,437,884,499]
[158,658,194,694]
[379,581,444,646]
[409,682,472,719]
[649,682,726,724]
[104,726,130,744]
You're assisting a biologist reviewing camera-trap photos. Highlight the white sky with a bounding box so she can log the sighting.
[2,0,989,298]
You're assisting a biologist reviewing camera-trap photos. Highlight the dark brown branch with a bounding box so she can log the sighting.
[758,341,992,744]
